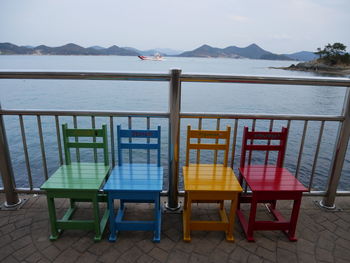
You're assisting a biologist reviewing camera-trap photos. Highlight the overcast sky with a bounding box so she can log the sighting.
[1,0,349,54]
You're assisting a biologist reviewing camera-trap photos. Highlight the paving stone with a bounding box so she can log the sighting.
[87,240,112,256]
[41,245,61,260]
[189,253,209,263]
[136,253,154,263]
[76,252,98,263]
[298,252,317,263]
[333,227,350,241]
[72,236,94,253]
[119,246,144,263]
[114,238,134,253]
[256,237,277,252]
[155,237,176,252]
[317,236,335,251]
[247,254,264,263]
[216,240,236,254]
[255,247,276,262]
[1,255,18,263]
[0,234,12,248]
[229,246,250,262]
[209,248,228,263]
[174,240,196,254]
[193,239,217,256]
[296,238,316,255]
[148,247,168,262]
[167,249,190,263]
[315,247,334,263]
[10,226,31,241]
[12,243,36,261]
[276,248,297,263]
[276,240,296,253]
[26,252,44,263]
[334,218,349,230]
[136,239,156,253]
[335,238,350,249]
[98,247,121,263]
[334,244,350,261]
[0,216,9,227]
[53,248,81,263]
[0,244,15,261]
[1,223,16,235]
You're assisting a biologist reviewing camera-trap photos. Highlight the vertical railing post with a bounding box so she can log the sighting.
[321,87,350,209]
[0,104,21,207]
[166,69,182,210]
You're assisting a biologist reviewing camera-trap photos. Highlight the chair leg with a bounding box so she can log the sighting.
[108,197,117,242]
[246,194,258,242]
[183,192,191,242]
[153,194,161,243]
[287,197,302,241]
[226,195,238,242]
[47,196,60,241]
[92,194,102,242]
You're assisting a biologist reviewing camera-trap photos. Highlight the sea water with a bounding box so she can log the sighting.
[0,55,349,190]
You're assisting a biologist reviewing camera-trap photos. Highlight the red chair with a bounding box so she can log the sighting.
[236,126,307,242]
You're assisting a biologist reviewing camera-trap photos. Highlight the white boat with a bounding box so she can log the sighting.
[138,53,164,61]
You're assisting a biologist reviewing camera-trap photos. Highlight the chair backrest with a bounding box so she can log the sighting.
[62,123,109,166]
[240,126,288,168]
[185,125,231,166]
[117,125,161,166]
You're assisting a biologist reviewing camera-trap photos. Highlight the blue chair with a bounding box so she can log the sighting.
[103,125,163,242]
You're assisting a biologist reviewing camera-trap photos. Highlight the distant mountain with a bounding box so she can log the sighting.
[178,43,293,60]
[0,42,315,61]
[0,42,33,54]
[284,51,318,61]
[123,47,183,56]
[89,45,106,50]
[0,43,138,56]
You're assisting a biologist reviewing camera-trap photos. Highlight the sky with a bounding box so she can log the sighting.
[0,0,349,54]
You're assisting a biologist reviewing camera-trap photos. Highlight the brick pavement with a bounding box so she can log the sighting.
[0,194,350,263]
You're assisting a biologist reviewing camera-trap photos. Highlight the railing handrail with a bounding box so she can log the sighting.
[180,112,344,121]
[0,109,169,118]
[1,71,350,87]
[0,109,343,121]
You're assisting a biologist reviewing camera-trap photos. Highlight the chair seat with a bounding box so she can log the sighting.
[239,165,307,192]
[41,163,110,191]
[183,164,242,192]
[104,163,163,192]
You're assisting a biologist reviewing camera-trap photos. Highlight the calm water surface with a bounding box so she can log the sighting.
[0,55,349,190]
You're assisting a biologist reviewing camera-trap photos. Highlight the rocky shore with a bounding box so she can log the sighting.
[273,60,350,77]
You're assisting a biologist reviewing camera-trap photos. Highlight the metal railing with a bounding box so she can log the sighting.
[1,70,350,210]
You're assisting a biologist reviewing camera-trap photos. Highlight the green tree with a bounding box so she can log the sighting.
[315,43,350,65]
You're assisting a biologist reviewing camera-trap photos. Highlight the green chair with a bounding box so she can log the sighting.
[41,124,110,241]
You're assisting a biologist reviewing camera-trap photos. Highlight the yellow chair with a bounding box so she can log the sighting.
[182,125,242,242]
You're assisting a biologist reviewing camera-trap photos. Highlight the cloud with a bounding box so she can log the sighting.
[228,15,249,23]
[272,34,293,40]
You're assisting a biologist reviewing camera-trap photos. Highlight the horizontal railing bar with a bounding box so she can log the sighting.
[181,112,344,121]
[0,109,169,118]
[181,74,350,87]
[0,71,170,81]
[0,188,170,195]
[3,188,350,196]
[1,110,343,121]
[176,189,350,196]
[1,71,350,87]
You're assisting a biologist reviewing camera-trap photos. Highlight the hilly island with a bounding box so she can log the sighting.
[0,42,318,61]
